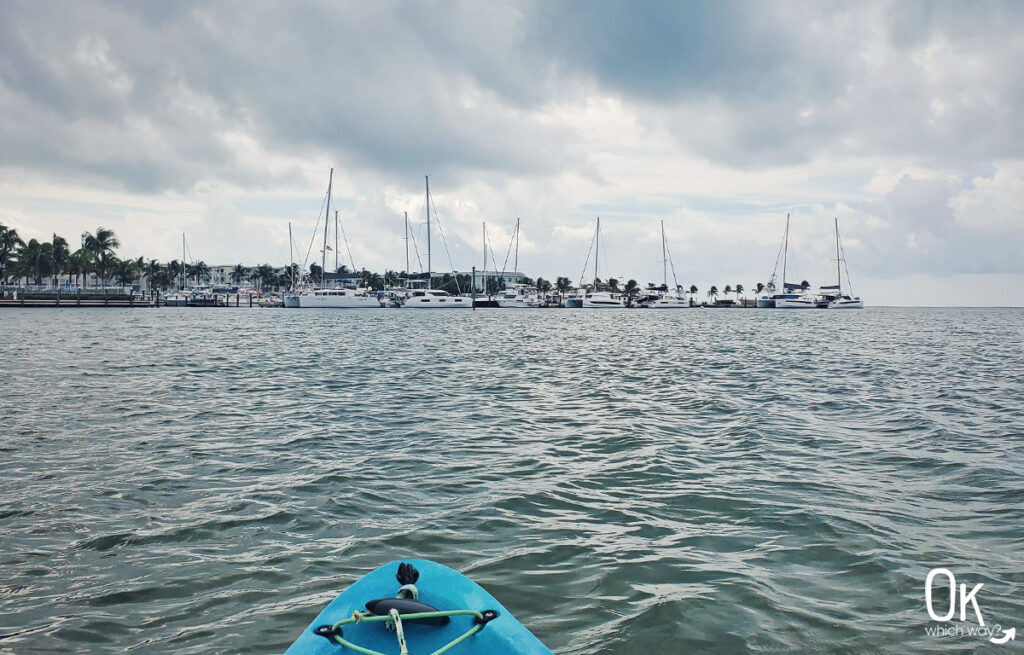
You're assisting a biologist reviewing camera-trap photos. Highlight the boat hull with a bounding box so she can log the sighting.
[403,296,472,308]
[297,294,382,308]
[285,560,553,655]
[830,299,864,309]
[564,298,583,308]
[775,298,817,309]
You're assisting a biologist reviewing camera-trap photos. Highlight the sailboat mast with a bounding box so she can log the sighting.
[288,222,294,291]
[425,175,431,289]
[404,212,409,280]
[181,233,185,290]
[514,217,519,274]
[322,168,333,286]
[482,222,487,295]
[782,213,789,289]
[334,210,339,274]
[835,217,842,295]
[661,220,667,288]
[594,217,600,288]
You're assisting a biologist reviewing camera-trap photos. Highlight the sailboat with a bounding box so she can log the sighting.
[581,217,626,308]
[759,214,817,309]
[644,220,688,308]
[403,176,471,308]
[283,222,301,308]
[296,169,382,309]
[820,218,864,309]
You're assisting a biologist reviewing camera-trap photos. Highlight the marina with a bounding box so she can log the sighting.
[4,3,1022,655]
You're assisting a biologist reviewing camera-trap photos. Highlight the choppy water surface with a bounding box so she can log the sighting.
[1,307,1022,654]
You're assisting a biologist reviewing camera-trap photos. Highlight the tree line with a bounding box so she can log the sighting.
[2,223,784,297]
[1,224,295,291]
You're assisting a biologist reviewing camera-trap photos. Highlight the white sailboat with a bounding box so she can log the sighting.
[582,217,626,308]
[403,175,471,309]
[760,214,817,309]
[821,217,864,309]
[296,169,382,309]
[645,220,688,309]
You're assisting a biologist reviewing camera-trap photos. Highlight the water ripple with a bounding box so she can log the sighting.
[1,307,1022,653]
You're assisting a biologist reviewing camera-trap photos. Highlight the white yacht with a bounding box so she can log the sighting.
[579,217,626,308]
[774,288,819,309]
[830,294,864,309]
[292,169,382,309]
[164,291,188,307]
[643,220,688,309]
[400,176,473,309]
[297,287,381,308]
[582,290,626,308]
[403,289,472,308]
[647,292,689,308]
[496,284,540,308]
[824,218,864,309]
[760,213,817,308]
[564,290,584,308]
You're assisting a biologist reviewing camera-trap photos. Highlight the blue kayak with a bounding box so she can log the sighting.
[285,560,554,655]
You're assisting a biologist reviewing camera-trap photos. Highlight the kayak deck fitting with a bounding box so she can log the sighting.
[285,560,554,655]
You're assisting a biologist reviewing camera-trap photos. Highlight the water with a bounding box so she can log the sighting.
[1,307,1022,654]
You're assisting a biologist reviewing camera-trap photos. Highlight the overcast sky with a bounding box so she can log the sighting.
[2,1,1023,305]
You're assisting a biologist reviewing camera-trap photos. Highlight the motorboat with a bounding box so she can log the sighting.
[496,284,540,308]
[582,291,626,308]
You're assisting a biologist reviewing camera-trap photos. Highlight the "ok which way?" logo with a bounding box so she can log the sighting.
[925,568,1015,644]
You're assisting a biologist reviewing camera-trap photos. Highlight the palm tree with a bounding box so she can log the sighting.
[16,239,53,286]
[114,258,138,290]
[707,285,719,303]
[0,223,25,283]
[68,248,93,289]
[735,284,744,303]
[144,259,161,291]
[689,284,698,296]
[51,234,70,287]
[230,263,248,285]
[384,270,400,287]
[608,278,620,292]
[166,259,181,289]
[254,263,275,291]
[556,276,573,295]
[801,280,810,290]
[723,284,733,300]
[193,260,210,286]
[756,282,765,295]
[537,278,552,293]
[81,227,120,287]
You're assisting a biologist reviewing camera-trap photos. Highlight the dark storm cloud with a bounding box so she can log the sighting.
[1,0,1023,190]
[529,0,1024,168]
[0,1,577,192]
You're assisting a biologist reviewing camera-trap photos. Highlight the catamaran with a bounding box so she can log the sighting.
[819,217,864,309]
[758,213,818,309]
[403,176,471,308]
[581,217,626,308]
[295,169,382,309]
[643,220,688,308]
